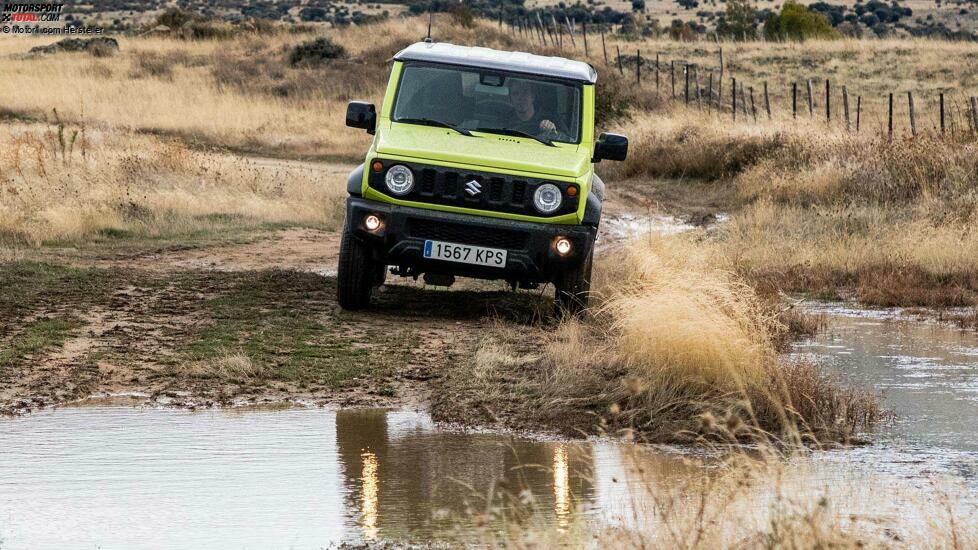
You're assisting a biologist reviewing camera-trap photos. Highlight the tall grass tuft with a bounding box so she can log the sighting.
[538,234,884,444]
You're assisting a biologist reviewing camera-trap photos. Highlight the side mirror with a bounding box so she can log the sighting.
[346,101,376,135]
[592,132,628,162]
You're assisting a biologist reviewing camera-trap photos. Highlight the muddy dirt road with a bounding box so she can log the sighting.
[0,161,707,417]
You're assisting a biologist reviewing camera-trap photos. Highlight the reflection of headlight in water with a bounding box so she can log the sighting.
[361,450,379,541]
[553,445,570,529]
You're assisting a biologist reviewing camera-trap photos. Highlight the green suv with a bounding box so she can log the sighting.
[339,41,628,314]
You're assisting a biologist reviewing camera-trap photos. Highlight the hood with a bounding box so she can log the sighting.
[375,123,589,179]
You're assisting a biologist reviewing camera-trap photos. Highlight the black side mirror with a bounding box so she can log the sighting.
[592,132,628,162]
[346,101,376,135]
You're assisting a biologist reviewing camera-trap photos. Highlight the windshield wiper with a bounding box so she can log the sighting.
[473,127,556,147]
[395,117,474,137]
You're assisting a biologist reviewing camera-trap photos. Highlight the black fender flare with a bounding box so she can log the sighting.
[582,173,604,227]
[347,164,364,196]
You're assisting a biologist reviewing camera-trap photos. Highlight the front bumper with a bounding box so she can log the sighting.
[345,197,596,283]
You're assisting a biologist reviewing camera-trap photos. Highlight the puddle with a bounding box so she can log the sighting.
[0,407,698,548]
[1,404,976,549]
[599,212,696,245]
[794,303,978,452]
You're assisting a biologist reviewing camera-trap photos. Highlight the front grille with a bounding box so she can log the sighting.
[408,218,528,250]
[369,161,579,218]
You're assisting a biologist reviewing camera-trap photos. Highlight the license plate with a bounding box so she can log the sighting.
[423,240,507,268]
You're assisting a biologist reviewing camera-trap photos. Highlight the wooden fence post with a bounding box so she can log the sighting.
[671,61,676,99]
[600,27,608,65]
[655,53,660,95]
[908,91,916,137]
[564,15,576,48]
[636,49,641,84]
[856,96,861,132]
[888,93,894,139]
[717,46,724,108]
[749,86,757,122]
[740,81,748,117]
[843,86,850,131]
[695,66,702,110]
[552,14,562,50]
[684,64,690,105]
[582,21,589,58]
[807,79,814,117]
[970,97,978,137]
[616,45,622,74]
[763,81,771,119]
[792,82,797,119]
[708,71,714,112]
[825,79,831,123]
[732,77,737,121]
[939,93,945,135]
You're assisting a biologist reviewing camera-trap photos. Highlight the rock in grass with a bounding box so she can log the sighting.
[29,37,120,57]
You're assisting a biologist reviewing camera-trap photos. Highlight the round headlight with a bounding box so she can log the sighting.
[532,183,563,214]
[384,165,414,196]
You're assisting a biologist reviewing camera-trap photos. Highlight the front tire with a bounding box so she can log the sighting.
[337,230,378,310]
[553,248,594,317]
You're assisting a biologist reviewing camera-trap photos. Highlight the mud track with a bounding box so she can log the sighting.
[0,162,718,417]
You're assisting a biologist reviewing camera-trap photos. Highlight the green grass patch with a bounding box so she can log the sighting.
[0,317,83,370]
[0,262,111,316]
[182,270,395,387]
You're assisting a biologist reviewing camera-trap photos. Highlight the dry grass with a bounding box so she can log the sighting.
[602,103,978,308]
[485,448,977,549]
[180,352,269,382]
[545,235,884,444]
[0,17,534,162]
[0,122,346,246]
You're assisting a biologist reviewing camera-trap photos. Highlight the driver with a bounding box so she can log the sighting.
[509,79,558,137]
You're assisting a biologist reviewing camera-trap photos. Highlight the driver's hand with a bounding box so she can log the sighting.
[539,119,556,134]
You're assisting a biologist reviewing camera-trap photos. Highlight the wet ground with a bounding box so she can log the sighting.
[2,305,978,548]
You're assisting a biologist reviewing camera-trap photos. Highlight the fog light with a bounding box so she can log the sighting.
[364,214,382,232]
[555,237,572,256]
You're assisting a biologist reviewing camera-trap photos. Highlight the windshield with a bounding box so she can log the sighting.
[392,63,583,145]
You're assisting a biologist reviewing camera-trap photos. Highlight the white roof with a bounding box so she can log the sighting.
[393,42,597,84]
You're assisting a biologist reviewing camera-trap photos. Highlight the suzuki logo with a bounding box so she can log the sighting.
[464,179,482,196]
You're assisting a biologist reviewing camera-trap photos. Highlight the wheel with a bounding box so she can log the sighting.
[553,248,593,317]
[374,262,388,286]
[337,230,378,310]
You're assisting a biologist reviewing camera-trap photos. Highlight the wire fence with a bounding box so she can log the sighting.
[500,16,978,140]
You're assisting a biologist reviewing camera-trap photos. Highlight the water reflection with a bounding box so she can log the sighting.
[794,304,978,451]
[360,451,379,541]
[553,445,571,529]
[331,409,597,540]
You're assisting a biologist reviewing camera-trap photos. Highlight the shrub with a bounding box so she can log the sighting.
[288,37,346,66]
[764,1,841,41]
[716,0,758,40]
[450,3,476,28]
[155,7,197,29]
